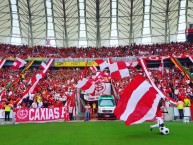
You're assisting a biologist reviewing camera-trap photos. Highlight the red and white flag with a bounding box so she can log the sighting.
[189,56,193,63]
[28,73,43,84]
[0,59,6,69]
[28,59,53,84]
[126,60,138,68]
[93,72,110,81]
[158,59,164,75]
[0,91,7,101]
[17,59,54,105]
[11,57,27,69]
[18,80,39,105]
[89,65,97,72]
[76,78,95,94]
[107,57,113,64]
[94,59,109,71]
[109,61,129,81]
[114,74,161,126]
[40,62,47,70]
[43,59,54,73]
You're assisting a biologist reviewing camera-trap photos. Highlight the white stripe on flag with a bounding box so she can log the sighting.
[76,78,88,88]
[100,61,108,71]
[189,56,193,63]
[114,74,162,126]
[17,58,27,67]
[76,78,95,94]
[120,80,151,121]
[43,59,54,73]
[40,62,47,70]
[109,63,118,73]
[132,94,160,125]
[119,69,129,78]
[0,59,6,69]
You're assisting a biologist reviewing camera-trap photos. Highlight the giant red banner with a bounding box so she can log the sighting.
[15,107,66,123]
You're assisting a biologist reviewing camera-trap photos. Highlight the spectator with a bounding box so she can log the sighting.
[184,95,191,107]
[84,102,91,121]
[31,100,38,109]
[176,98,185,119]
[4,101,12,121]
[38,100,43,108]
[92,102,97,114]
[43,100,49,108]
[68,104,74,121]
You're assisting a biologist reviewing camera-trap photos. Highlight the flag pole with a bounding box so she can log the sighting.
[80,59,88,80]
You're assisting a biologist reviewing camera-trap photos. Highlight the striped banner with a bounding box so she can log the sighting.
[170,57,193,83]
[21,59,35,73]
[4,60,35,90]
[9,77,21,88]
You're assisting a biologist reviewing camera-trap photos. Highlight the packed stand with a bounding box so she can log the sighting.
[1,64,193,110]
[0,42,193,59]
[1,41,193,110]
[0,67,82,109]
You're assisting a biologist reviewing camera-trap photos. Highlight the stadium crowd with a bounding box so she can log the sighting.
[0,42,193,111]
[0,41,193,59]
[0,67,81,109]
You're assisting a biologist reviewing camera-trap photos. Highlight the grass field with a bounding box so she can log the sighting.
[0,120,192,145]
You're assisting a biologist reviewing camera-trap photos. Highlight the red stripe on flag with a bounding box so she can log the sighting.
[114,74,161,126]
[110,71,122,80]
[0,59,6,69]
[125,87,157,126]
[114,75,145,119]
[81,80,93,91]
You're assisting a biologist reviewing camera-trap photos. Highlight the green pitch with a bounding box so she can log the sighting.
[0,121,192,145]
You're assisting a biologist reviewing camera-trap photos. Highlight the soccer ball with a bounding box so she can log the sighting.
[159,126,169,135]
[183,117,190,123]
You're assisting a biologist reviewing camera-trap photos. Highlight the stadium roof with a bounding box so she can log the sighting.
[0,0,193,48]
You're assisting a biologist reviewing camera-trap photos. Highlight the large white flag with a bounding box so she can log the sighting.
[114,74,161,126]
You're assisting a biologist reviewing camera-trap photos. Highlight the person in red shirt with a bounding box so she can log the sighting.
[150,98,165,131]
